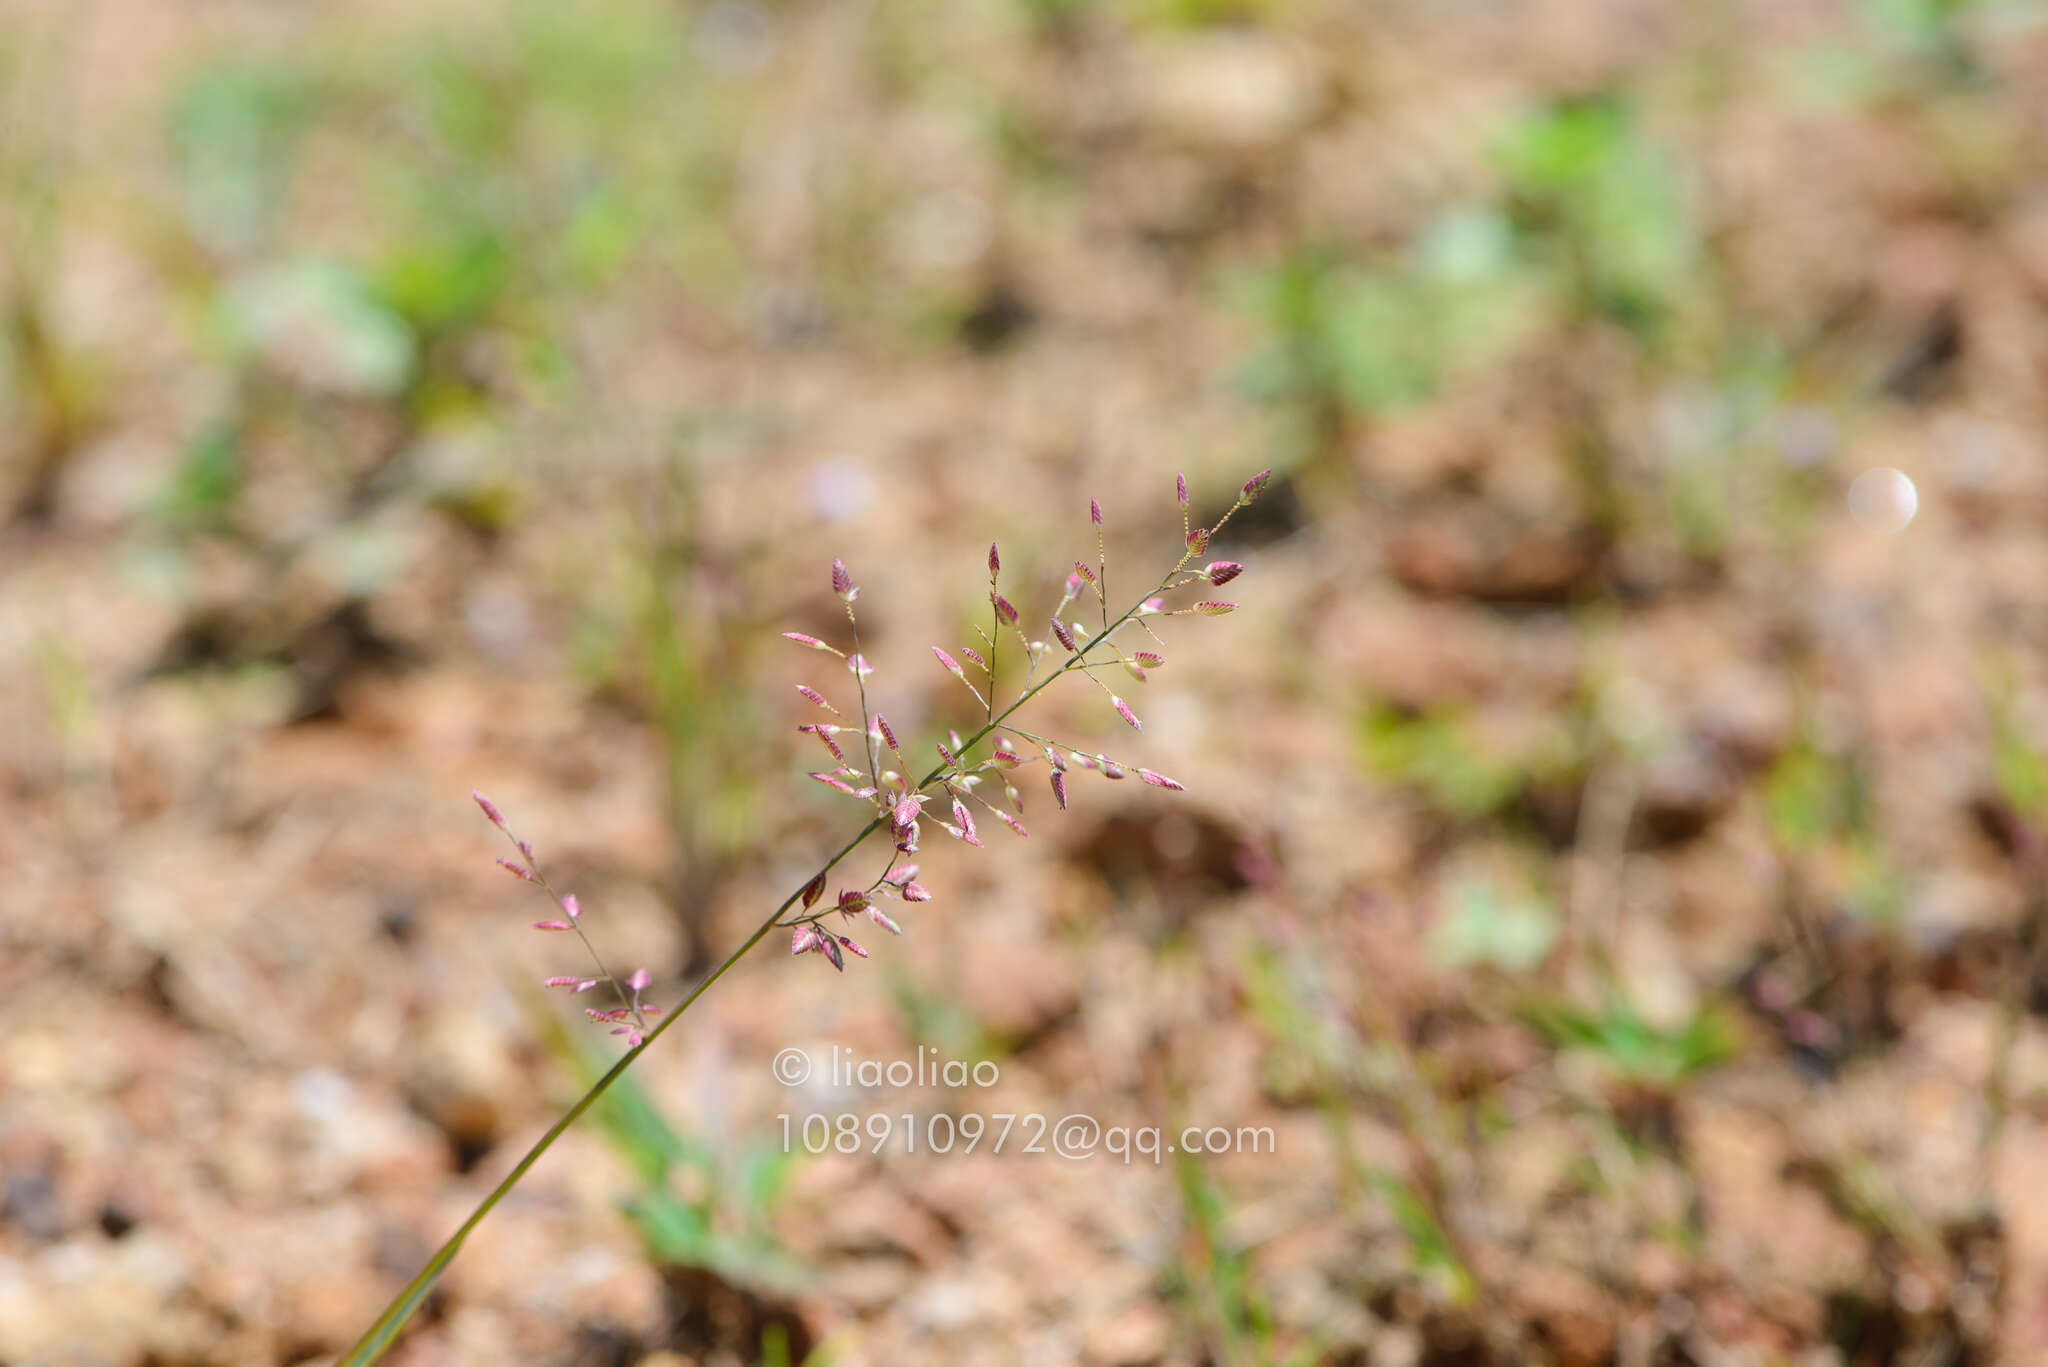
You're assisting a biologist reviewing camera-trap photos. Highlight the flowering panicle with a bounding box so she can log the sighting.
[382,470,1266,1361]
[760,471,1262,969]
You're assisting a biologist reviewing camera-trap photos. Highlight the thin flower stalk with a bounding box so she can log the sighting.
[339,471,1266,1366]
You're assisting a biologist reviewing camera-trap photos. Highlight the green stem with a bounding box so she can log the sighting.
[336,819,880,1366]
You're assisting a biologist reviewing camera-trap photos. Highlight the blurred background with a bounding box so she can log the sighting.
[5,0,2048,1363]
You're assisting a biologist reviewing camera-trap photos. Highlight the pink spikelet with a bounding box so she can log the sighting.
[934,646,965,679]
[627,968,651,991]
[473,791,507,829]
[1239,468,1272,504]
[561,894,581,920]
[1051,769,1068,808]
[1186,528,1210,555]
[1073,559,1097,587]
[1090,497,1103,526]
[1194,600,1237,616]
[960,646,987,671]
[542,976,583,988]
[498,858,535,881]
[783,632,841,653]
[869,906,904,935]
[1176,472,1189,507]
[992,593,1019,626]
[1133,652,1164,668]
[988,542,1000,577]
[1051,619,1077,652]
[831,558,855,601]
[802,874,826,910]
[1203,561,1244,586]
[533,920,573,932]
[796,684,831,708]
[792,925,821,955]
[1138,768,1185,791]
[839,936,868,960]
[801,725,847,763]
[1112,695,1142,733]
[993,808,1028,838]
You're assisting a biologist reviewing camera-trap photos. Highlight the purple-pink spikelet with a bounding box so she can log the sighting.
[1112,696,1142,733]
[893,793,926,830]
[1090,497,1103,526]
[474,791,507,829]
[1176,472,1189,507]
[832,558,855,601]
[1203,561,1243,586]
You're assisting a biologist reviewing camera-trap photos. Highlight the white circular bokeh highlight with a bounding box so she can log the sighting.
[1847,467,1918,534]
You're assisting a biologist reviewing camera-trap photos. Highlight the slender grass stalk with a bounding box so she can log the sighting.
[339,472,1266,1363]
